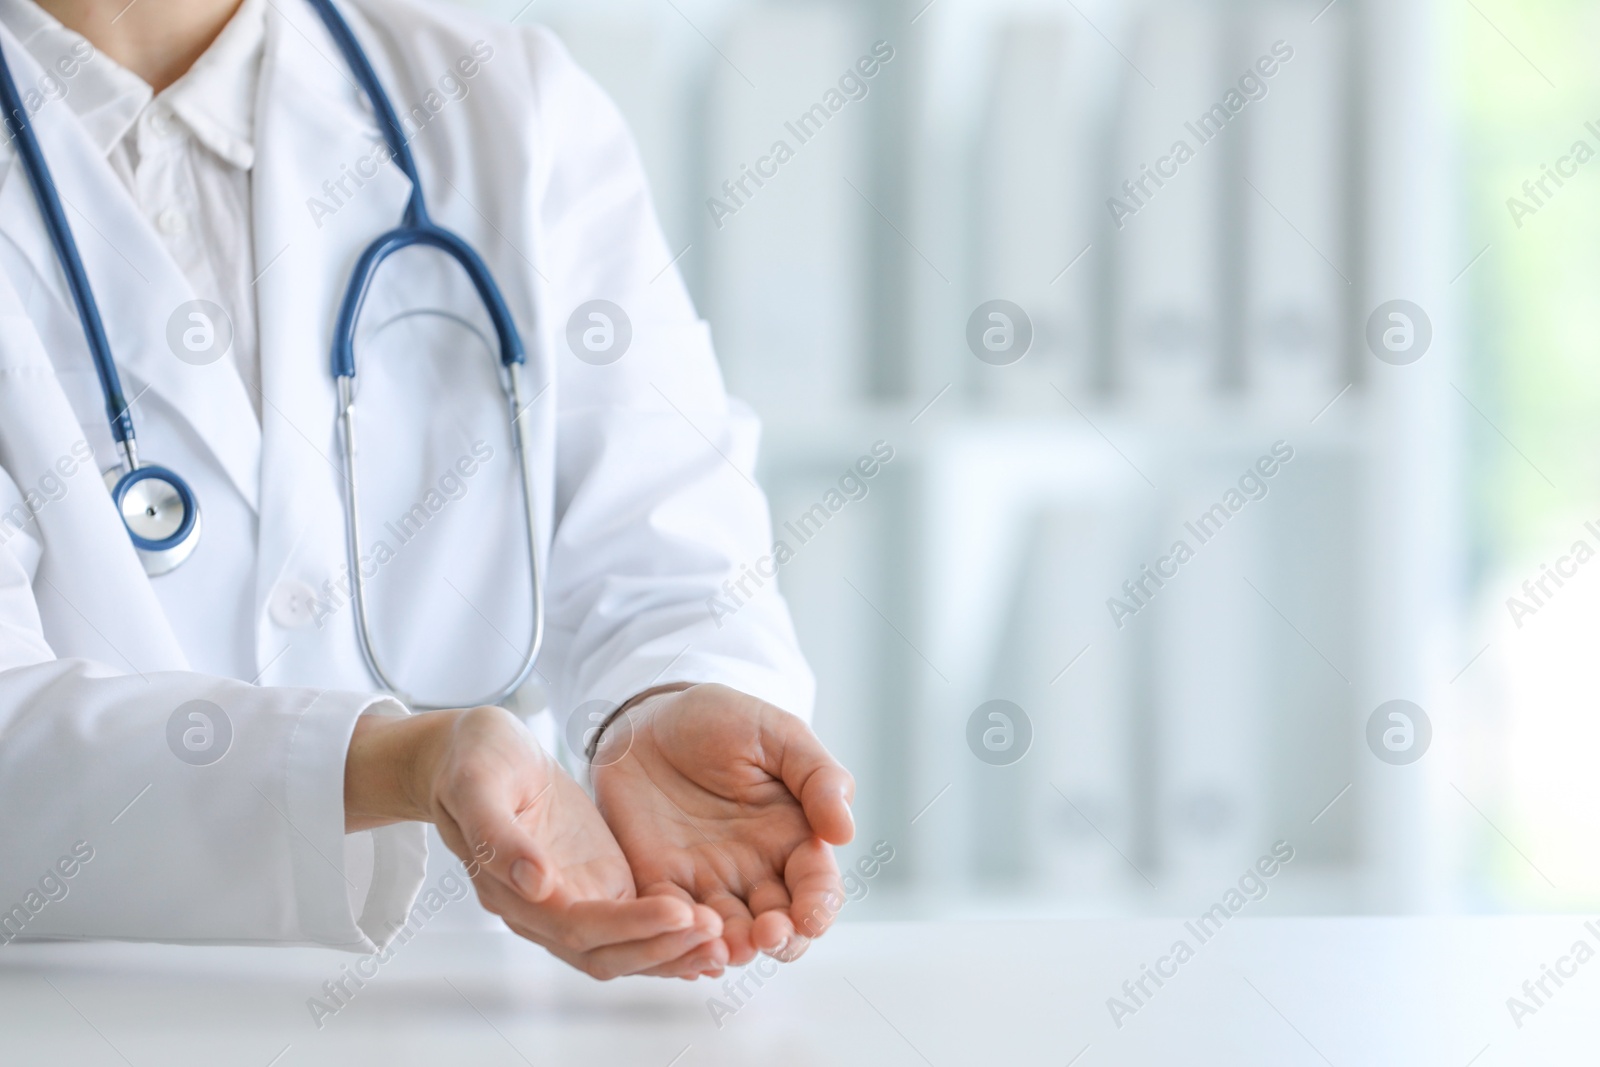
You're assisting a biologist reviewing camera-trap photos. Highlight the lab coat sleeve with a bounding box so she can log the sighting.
[523,28,817,725]
[0,461,423,950]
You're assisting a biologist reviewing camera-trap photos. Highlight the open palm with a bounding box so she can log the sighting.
[591,684,855,971]
[422,706,724,979]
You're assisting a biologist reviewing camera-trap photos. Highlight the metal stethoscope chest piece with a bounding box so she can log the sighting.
[104,454,204,577]
[0,0,544,708]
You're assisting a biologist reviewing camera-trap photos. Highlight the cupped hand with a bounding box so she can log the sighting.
[348,705,725,979]
[590,684,855,973]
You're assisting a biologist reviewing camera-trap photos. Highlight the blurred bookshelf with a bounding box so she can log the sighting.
[461,0,1460,915]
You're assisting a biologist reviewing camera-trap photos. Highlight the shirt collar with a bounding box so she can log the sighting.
[161,0,264,170]
[0,0,264,170]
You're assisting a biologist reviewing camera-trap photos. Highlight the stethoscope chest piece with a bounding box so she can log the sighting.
[105,465,202,576]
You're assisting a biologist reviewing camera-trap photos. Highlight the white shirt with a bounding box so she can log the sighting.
[0,0,263,418]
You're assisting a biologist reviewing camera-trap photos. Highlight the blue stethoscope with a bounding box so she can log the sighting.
[0,0,545,708]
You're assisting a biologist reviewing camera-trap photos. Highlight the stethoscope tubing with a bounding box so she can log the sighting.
[0,0,547,708]
[329,224,524,378]
[0,37,137,458]
[0,29,203,575]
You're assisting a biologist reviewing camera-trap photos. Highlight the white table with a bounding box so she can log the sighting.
[1,919,1594,1066]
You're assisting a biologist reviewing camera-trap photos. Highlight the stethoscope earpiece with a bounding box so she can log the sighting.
[107,465,202,577]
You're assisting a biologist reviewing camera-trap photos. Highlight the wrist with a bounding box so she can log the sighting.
[345,708,462,832]
[586,682,694,762]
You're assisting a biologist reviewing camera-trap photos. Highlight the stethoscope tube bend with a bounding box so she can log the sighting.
[311,0,544,710]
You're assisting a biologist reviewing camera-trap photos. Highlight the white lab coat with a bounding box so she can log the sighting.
[0,0,812,951]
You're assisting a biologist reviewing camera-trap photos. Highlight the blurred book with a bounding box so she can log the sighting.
[970,18,1094,407]
[1256,449,1361,871]
[700,3,871,417]
[1148,461,1270,886]
[1242,0,1350,412]
[980,502,1147,898]
[1111,2,1228,406]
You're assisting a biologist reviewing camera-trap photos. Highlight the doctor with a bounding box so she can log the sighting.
[0,0,854,982]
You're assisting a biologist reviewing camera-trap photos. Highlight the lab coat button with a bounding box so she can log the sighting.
[156,209,187,235]
[269,580,321,629]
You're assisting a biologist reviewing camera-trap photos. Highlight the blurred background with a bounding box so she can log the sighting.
[459,0,1599,919]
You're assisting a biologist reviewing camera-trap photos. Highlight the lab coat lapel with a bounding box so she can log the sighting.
[0,266,189,673]
[250,2,414,609]
[0,27,263,512]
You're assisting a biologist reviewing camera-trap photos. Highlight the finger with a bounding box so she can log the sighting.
[668,899,727,938]
[574,910,726,981]
[640,942,731,979]
[784,837,846,942]
[750,909,795,956]
[763,712,855,845]
[630,887,725,976]
[745,880,794,955]
[448,809,555,903]
[664,954,728,980]
[500,917,714,982]
[771,932,813,964]
[632,901,730,978]
[704,890,759,966]
[434,746,562,904]
[558,897,701,953]
[637,880,699,907]
[483,881,697,953]
[433,811,548,906]
[746,879,793,916]
[640,902,732,979]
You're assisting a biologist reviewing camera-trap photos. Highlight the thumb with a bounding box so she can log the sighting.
[436,797,557,903]
[767,711,855,845]
[431,724,564,903]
